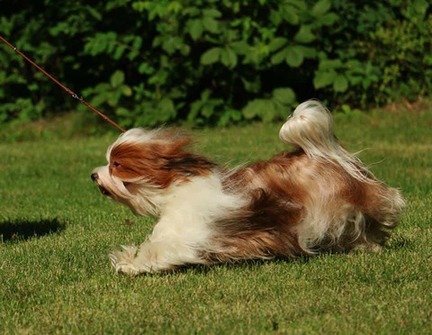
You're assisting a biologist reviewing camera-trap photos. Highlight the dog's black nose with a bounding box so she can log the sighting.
[91,173,98,182]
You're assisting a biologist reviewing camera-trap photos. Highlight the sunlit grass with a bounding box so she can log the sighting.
[1,105,431,334]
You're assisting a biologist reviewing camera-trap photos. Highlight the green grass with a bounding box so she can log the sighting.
[1,106,432,334]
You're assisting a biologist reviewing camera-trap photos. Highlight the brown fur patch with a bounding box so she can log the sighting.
[201,149,310,262]
[204,189,305,263]
[110,137,215,188]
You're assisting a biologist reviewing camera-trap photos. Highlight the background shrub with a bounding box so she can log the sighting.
[0,0,430,127]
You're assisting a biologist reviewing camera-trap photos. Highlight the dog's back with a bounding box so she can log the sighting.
[211,101,405,260]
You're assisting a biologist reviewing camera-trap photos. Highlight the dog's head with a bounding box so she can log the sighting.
[91,128,215,216]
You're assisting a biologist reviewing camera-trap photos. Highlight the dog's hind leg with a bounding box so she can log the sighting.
[358,185,405,249]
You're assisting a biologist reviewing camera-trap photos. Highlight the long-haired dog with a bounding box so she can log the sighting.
[91,100,405,275]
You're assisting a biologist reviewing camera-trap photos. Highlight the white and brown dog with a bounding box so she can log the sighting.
[91,100,404,275]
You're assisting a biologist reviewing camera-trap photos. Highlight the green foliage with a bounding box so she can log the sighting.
[323,0,432,106]
[371,1,432,103]
[242,87,296,122]
[0,0,430,127]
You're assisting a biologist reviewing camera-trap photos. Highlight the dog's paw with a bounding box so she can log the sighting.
[113,261,142,276]
[109,245,143,275]
[109,245,155,275]
[109,245,137,263]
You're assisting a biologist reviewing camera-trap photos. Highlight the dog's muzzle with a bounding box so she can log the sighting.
[91,173,111,196]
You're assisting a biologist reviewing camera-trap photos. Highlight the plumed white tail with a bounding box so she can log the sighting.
[279,100,371,182]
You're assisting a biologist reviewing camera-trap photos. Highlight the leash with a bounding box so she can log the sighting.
[0,34,125,132]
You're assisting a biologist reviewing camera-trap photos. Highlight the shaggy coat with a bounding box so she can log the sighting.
[91,100,405,275]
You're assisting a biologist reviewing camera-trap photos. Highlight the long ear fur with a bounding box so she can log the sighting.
[108,128,215,188]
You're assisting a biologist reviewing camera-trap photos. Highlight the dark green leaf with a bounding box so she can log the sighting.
[202,9,222,18]
[116,107,131,117]
[110,70,125,88]
[268,37,288,52]
[413,0,428,16]
[333,75,349,92]
[294,26,315,44]
[271,48,288,65]
[261,101,277,122]
[113,45,126,60]
[122,85,133,97]
[242,99,272,120]
[202,105,214,118]
[272,88,296,105]
[269,9,282,25]
[285,46,304,67]
[162,36,184,54]
[241,77,261,93]
[202,17,219,33]
[138,63,154,75]
[281,5,299,25]
[296,45,317,59]
[220,47,237,68]
[318,59,343,70]
[87,7,102,21]
[200,47,222,65]
[158,98,176,120]
[318,13,339,26]
[313,70,338,89]
[230,41,249,55]
[242,98,278,122]
[188,19,203,40]
[311,0,331,17]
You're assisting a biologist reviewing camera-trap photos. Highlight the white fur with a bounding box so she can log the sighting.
[279,100,372,182]
[92,164,163,217]
[109,173,246,274]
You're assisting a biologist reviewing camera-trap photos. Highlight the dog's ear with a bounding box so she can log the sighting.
[109,131,214,188]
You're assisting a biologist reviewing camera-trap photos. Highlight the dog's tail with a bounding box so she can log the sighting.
[279,100,371,182]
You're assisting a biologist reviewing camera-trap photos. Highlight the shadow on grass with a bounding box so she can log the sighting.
[168,239,411,276]
[115,237,411,277]
[0,218,64,243]
[387,235,412,250]
[171,256,313,276]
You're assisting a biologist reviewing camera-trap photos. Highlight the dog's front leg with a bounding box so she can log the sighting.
[110,214,207,275]
[110,239,202,275]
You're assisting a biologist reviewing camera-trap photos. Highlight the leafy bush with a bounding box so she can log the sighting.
[323,0,432,106]
[0,0,430,127]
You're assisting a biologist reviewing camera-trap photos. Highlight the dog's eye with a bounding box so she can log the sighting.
[112,161,121,169]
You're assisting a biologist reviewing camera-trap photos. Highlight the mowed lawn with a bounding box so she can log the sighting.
[0,105,431,334]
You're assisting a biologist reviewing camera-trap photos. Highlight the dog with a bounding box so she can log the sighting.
[91,100,405,275]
